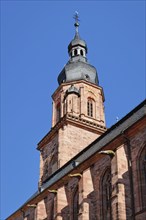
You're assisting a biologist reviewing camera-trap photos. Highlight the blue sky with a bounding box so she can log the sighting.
[1,1,145,219]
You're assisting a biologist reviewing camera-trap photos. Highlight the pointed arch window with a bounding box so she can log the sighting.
[73,186,79,219]
[101,168,112,220]
[138,146,146,209]
[87,98,94,117]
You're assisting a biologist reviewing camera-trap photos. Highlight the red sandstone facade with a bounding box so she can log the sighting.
[7,16,146,220]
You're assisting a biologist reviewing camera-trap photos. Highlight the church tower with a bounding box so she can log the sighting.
[6,13,146,220]
[37,14,106,187]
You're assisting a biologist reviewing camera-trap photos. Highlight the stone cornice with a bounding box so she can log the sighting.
[37,113,106,150]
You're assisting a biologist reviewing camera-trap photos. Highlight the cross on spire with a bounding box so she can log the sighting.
[73,11,80,34]
[73,11,80,24]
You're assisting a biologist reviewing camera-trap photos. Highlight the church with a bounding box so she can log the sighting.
[7,14,146,220]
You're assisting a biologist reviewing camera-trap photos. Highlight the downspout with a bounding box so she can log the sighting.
[122,131,135,220]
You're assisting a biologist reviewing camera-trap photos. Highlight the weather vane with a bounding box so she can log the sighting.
[73,11,80,24]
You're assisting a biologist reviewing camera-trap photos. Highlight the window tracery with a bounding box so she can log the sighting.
[101,168,112,220]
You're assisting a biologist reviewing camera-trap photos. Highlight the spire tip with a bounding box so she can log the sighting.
[73,11,80,33]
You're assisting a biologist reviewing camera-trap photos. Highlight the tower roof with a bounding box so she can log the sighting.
[58,61,99,85]
[57,12,99,86]
[68,33,88,54]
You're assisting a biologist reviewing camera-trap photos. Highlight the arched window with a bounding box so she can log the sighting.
[80,49,83,56]
[87,98,94,117]
[74,49,78,56]
[101,168,112,220]
[138,146,146,209]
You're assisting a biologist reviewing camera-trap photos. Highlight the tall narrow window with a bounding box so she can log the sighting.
[73,186,79,219]
[138,146,146,209]
[56,103,61,123]
[80,49,83,56]
[101,168,112,220]
[87,98,94,117]
[44,195,55,220]
[74,49,78,56]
